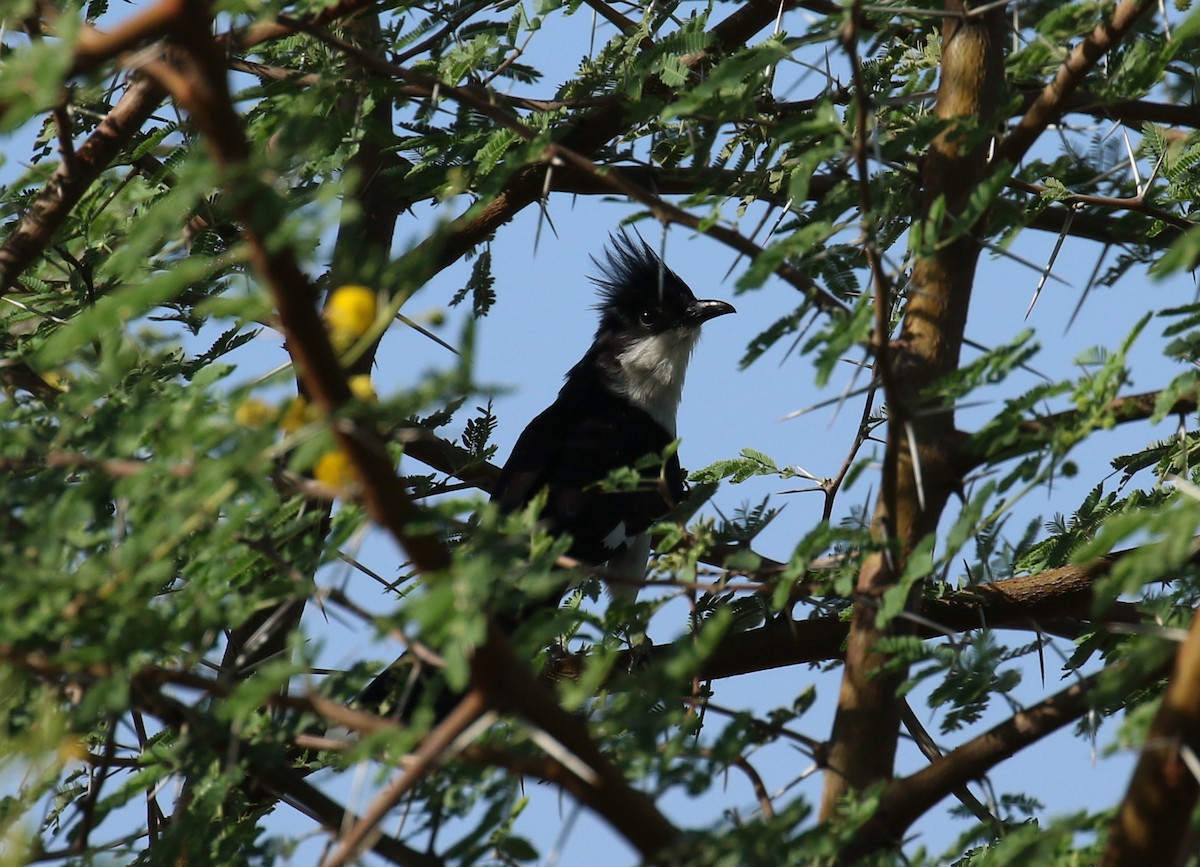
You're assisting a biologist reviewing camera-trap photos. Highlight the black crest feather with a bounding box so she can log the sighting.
[589,231,695,311]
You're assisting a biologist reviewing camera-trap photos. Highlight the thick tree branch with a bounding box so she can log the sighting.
[1103,605,1200,866]
[822,2,1007,820]
[545,548,1149,686]
[839,655,1170,863]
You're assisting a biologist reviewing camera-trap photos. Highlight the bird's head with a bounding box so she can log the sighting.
[585,232,735,432]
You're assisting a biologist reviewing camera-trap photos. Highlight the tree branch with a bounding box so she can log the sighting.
[999,0,1159,166]
[1103,604,1200,866]
[0,73,165,294]
[152,8,450,574]
[822,1,1007,819]
[321,691,489,867]
[839,655,1170,863]
[959,386,1200,474]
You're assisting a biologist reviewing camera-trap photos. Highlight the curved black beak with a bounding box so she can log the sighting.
[685,298,736,326]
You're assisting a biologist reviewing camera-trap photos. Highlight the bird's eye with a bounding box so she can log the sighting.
[638,310,657,328]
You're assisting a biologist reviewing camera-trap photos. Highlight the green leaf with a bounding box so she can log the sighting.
[36,256,225,366]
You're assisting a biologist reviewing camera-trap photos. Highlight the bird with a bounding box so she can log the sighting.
[490,231,735,604]
[356,232,734,719]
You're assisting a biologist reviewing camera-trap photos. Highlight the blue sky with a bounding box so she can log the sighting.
[3,2,1198,863]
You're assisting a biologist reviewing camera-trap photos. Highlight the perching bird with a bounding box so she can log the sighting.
[357,232,734,718]
[490,232,735,601]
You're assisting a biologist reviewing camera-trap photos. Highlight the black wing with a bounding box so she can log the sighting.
[492,378,684,565]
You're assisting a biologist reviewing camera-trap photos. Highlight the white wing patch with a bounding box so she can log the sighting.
[605,532,652,602]
[602,520,630,552]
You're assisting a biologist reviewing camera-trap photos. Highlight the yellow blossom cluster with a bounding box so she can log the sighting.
[233,285,385,497]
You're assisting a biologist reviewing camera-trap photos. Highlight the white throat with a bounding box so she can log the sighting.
[609,328,700,434]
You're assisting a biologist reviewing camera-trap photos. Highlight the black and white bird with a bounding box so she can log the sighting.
[491,232,735,601]
[356,233,732,719]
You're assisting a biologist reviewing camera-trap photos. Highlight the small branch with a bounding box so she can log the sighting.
[545,145,847,314]
[899,699,1000,828]
[0,451,195,478]
[999,0,1159,166]
[959,386,1200,474]
[1007,176,1194,237]
[471,622,684,861]
[0,73,165,293]
[321,691,489,867]
[285,16,847,316]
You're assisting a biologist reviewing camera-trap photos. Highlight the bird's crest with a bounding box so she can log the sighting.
[589,231,695,311]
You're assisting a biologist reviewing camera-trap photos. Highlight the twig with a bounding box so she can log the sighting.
[321,692,489,867]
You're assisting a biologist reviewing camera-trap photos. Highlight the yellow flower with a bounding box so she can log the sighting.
[348,374,377,402]
[234,398,273,429]
[58,736,88,763]
[42,371,71,392]
[325,285,378,350]
[279,396,319,434]
[314,449,359,495]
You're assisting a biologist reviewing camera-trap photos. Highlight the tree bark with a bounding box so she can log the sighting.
[820,1,1008,822]
[1102,605,1200,866]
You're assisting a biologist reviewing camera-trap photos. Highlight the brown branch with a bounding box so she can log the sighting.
[839,655,1170,863]
[0,73,165,294]
[1025,203,1176,248]
[152,8,449,574]
[471,621,684,861]
[1007,176,1195,237]
[1103,605,1200,866]
[321,691,489,867]
[1032,88,1200,132]
[0,0,384,297]
[68,0,184,78]
[822,1,1008,820]
[225,0,382,53]
[580,0,642,39]
[999,0,1159,166]
[959,386,1200,474]
[542,548,1148,687]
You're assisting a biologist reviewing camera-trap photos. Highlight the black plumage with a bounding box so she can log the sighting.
[492,232,731,581]
[356,232,733,719]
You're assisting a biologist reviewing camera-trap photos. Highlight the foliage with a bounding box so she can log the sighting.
[1,1,1200,865]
